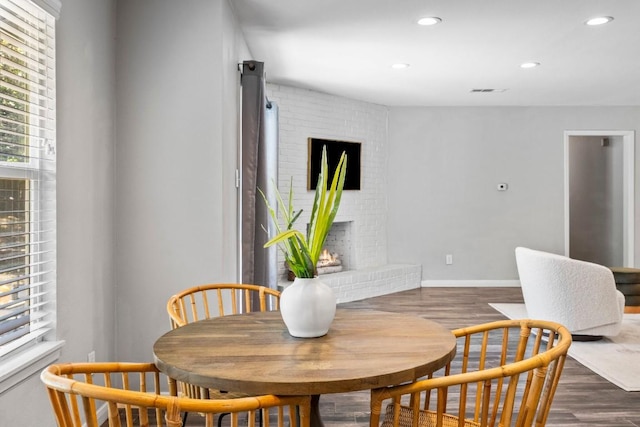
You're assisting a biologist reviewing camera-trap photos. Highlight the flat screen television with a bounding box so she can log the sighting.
[307,138,361,190]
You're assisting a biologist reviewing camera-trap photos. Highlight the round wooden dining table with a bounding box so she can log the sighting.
[153,308,457,427]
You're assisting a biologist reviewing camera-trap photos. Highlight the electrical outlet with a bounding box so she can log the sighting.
[446,254,453,265]
[88,350,96,363]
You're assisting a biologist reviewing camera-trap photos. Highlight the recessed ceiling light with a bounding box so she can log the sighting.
[520,62,540,69]
[470,89,508,93]
[391,63,410,70]
[585,16,614,26]
[417,17,442,26]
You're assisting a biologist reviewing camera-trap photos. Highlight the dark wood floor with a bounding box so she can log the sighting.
[112,287,640,426]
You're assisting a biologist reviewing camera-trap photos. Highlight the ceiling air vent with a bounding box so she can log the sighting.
[470,88,508,93]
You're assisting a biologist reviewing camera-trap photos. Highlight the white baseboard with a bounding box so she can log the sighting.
[421,280,521,288]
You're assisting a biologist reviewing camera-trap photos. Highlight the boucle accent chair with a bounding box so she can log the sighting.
[515,246,624,339]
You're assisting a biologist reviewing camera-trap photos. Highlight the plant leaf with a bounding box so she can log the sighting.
[259,147,347,279]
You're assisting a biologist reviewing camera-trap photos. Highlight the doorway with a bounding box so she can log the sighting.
[564,130,635,267]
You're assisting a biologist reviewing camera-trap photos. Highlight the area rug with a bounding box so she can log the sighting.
[489,303,640,392]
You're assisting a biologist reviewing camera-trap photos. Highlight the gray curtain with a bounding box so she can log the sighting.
[240,61,278,294]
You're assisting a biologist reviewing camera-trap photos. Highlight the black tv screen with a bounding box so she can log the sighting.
[308,138,361,190]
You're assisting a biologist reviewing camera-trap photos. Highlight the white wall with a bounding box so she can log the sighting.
[266,84,389,279]
[387,107,640,281]
[0,0,117,425]
[114,0,247,362]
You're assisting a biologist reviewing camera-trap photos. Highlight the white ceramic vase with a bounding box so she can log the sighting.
[280,276,337,338]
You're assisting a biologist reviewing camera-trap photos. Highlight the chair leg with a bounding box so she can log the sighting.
[218,412,228,427]
[572,334,603,341]
[183,412,188,426]
[214,411,261,427]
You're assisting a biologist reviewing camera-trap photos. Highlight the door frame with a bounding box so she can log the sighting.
[564,130,635,266]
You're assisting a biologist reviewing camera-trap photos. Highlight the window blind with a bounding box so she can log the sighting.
[0,0,56,358]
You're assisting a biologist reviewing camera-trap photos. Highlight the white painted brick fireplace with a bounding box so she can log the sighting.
[267,84,421,302]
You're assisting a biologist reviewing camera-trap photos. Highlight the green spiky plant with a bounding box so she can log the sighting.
[260,147,346,279]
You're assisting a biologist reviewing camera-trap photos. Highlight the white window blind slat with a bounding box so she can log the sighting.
[0,277,45,293]
[0,0,55,359]
[0,267,54,287]
[0,282,26,298]
[4,297,48,319]
[0,324,49,355]
[0,229,55,242]
[0,27,44,62]
[0,282,51,299]
[0,312,28,335]
[0,309,50,343]
[0,307,28,325]
[0,79,49,105]
[1,64,48,94]
[0,256,53,277]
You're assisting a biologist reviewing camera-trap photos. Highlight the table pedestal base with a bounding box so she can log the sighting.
[310,395,323,427]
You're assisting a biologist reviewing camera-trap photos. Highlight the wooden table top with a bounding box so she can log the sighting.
[153,309,457,395]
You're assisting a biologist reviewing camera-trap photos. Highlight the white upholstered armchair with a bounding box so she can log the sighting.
[515,246,624,339]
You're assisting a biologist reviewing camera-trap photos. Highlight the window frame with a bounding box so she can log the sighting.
[0,0,61,394]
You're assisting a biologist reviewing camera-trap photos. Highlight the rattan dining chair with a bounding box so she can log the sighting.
[41,362,310,427]
[370,319,572,427]
[166,283,281,426]
[167,283,281,328]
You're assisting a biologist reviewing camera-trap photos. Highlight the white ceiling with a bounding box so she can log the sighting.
[232,0,640,107]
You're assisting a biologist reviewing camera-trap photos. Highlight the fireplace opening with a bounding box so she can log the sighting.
[285,221,354,281]
[320,221,352,271]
